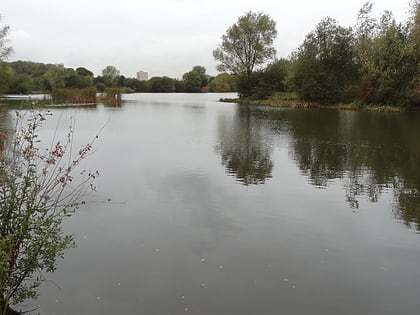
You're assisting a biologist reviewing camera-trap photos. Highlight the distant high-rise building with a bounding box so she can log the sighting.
[137,71,148,81]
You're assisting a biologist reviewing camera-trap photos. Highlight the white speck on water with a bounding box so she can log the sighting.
[283,278,289,282]
[96,297,101,300]
[218,265,223,269]
[155,249,160,252]
[292,285,296,289]
[117,282,121,286]
[200,258,206,262]
[184,307,189,311]
[181,295,185,299]
[201,283,207,287]
[325,248,329,251]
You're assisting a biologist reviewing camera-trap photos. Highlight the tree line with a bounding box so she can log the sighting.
[0,1,419,107]
[213,2,419,107]
[0,60,237,94]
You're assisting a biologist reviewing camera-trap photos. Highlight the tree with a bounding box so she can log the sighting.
[149,76,175,93]
[76,67,94,77]
[0,15,13,62]
[101,65,120,87]
[209,73,237,92]
[192,66,210,87]
[261,58,290,92]
[0,15,13,95]
[292,17,357,103]
[0,108,99,314]
[0,63,13,94]
[354,2,419,106]
[213,11,277,96]
[182,70,202,92]
[44,64,68,90]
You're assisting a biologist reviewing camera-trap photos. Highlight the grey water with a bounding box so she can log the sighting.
[15,93,420,314]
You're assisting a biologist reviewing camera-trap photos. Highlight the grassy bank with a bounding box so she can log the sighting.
[220,92,411,112]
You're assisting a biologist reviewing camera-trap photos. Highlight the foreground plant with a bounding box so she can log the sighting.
[0,106,100,314]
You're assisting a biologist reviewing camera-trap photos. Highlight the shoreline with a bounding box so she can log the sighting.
[219,94,420,113]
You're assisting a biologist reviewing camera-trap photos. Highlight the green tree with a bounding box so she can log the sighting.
[292,17,357,103]
[0,63,13,94]
[261,58,290,93]
[355,2,419,106]
[192,66,210,87]
[76,67,94,77]
[0,15,13,94]
[209,73,237,92]
[44,64,68,90]
[65,68,93,88]
[174,79,186,92]
[213,11,277,96]
[101,65,120,87]
[182,70,202,92]
[181,66,210,93]
[7,74,34,94]
[149,76,175,93]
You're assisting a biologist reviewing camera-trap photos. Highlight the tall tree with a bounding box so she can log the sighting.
[355,2,418,106]
[213,11,277,96]
[101,65,120,87]
[0,15,13,94]
[0,15,13,62]
[43,64,67,90]
[292,17,357,103]
[182,66,209,92]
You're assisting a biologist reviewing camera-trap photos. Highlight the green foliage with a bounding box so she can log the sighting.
[174,79,186,92]
[182,70,202,92]
[76,67,93,77]
[95,82,106,93]
[0,108,98,313]
[149,76,175,93]
[292,17,357,103]
[262,59,289,92]
[0,63,13,94]
[65,69,94,89]
[213,11,277,96]
[209,73,237,92]
[101,65,120,87]
[355,2,419,106]
[44,64,68,90]
[7,74,34,94]
[8,61,48,76]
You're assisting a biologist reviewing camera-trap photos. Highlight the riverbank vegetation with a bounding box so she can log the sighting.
[0,60,237,95]
[0,108,100,314]
[0,1,418,109]
[215,1,419,110]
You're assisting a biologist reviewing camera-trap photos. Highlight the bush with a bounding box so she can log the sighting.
[0,106,99,313]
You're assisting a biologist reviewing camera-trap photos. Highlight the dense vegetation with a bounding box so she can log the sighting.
[0,1,418,109]
[214,2,419,108]
[0,60,237,95]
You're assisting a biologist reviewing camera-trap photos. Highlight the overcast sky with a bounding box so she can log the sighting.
[2,0,411,78]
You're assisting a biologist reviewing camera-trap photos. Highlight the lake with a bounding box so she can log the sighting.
[9,93,420,314]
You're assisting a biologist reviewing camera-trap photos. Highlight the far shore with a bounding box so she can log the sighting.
[219,93,420,113]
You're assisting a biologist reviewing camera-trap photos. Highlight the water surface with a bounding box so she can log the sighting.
[15,93,420,314]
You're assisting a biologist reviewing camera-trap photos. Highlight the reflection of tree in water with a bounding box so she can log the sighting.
[216,106,273,185]
[267,109,420,230]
